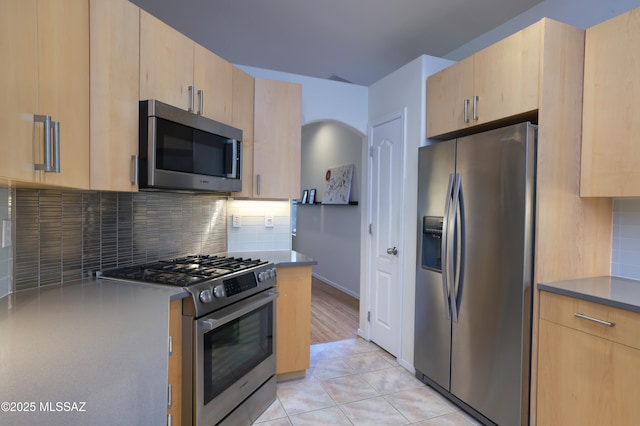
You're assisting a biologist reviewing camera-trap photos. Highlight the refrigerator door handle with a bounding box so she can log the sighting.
[449,173,462,322]
[441,173,455,320]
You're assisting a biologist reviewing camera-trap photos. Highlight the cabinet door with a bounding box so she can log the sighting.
[140,10,194,111]
[253,78,302,199]
[231,67,255,198]
[194,43,233,123]
[38,0,90,189]
[275,266,311,376]
[581,8,640,197]
[90,0,140,191]
[473,20,539,125]
[0,0,39,182]
[426,56,473,138]
[537,319,613,426]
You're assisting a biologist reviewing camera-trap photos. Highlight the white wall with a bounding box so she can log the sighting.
[445,0,640,61]
[293,122,363,298]
[237,65,369,134]
[367,55,454,369]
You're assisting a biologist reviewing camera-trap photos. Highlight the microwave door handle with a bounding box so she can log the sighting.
[226,139,238,178]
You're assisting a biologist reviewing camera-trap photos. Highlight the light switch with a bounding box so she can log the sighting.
[265,216,274,228]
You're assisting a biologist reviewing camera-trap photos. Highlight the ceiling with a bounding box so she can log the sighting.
[131,0,543,86]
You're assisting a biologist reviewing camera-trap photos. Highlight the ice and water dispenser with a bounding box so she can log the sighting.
[421,216,443,272]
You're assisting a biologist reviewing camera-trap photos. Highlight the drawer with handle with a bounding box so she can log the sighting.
[539,291,640,349]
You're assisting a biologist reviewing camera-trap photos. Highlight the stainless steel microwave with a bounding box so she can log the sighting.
[139,100,242,193]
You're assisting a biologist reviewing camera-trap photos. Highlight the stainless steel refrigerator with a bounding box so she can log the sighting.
[414,122,535,426]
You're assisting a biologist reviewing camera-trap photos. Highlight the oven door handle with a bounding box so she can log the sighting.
[198,290,279,332]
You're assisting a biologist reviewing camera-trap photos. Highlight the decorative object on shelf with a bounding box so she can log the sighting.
[308,189,316,204]
[301,189,309,204]
[322,164,354,205]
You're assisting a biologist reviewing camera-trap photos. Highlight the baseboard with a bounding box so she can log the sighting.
[312,272,360,300]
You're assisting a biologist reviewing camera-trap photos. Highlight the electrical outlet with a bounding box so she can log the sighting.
[2,220,11,248]
[265,216,274,228]
[232,215,241,228]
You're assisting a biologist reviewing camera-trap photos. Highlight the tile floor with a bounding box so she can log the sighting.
[253,338,482,425]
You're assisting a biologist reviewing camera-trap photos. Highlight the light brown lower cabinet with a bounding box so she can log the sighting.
[275,265,311,380]
[537,291,640,425]
[168,298,184,426]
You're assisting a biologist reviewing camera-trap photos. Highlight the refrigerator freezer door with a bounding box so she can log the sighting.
[414,140,456,391]
[450,122,535,426]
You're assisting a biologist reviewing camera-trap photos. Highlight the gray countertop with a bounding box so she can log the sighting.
[539,275,640,313]
[0,278,184,426]
[225,249,317,267]
[0,249,314,425]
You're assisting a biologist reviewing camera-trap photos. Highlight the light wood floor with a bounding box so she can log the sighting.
[310,277,359,344]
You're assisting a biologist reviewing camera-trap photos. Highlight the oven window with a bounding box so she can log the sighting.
[203,302,273,404]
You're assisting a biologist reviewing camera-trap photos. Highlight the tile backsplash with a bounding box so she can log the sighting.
[612,198,640,280]
[227,199,292,251]
[13,189,226,292]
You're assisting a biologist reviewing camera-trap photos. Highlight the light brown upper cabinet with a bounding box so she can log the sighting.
[231,67,255,198]
[427,21,540,139]
[0,0,89,189]
[253,78,302,199]
[139,10,233,124]
[581,7,640,197]
[90,0,140,192]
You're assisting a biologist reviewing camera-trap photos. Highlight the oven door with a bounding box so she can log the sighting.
[195,288,277,426]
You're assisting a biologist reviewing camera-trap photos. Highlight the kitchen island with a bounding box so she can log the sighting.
[0,250,315,425]
[0,278,185,426]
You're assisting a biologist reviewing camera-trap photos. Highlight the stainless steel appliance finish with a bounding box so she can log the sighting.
[139,99,242,193]
[414,122,536,426]
[100,254,278,425]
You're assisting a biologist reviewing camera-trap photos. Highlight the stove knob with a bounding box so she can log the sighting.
[257,272,265,282]
[213,285,225,298]
[272,268,278,278]
[199,289,213,304]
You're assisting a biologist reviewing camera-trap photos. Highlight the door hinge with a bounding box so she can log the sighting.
[368,224,372,234]
[168,335,173,356]
[367,311,370,322]
[167,383,172,409]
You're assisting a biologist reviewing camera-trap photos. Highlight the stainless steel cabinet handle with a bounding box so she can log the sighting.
[131,155,139,186]
[197,89,203,115]
[257,174,261,195]
[386,247,398,255]
[574,312,616,327]
[34,115,52,171]
[188,85,194,112]
[52,121,60,173]
[463,99,469,123]
[34,115,60,173]
[473,95,479,121]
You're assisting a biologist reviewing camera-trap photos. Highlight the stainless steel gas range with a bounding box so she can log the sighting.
[100,254,278,426]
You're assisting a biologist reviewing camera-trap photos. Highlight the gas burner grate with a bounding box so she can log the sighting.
[101,254,269,286]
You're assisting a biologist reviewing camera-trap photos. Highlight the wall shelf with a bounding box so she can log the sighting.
[296,201,358,206]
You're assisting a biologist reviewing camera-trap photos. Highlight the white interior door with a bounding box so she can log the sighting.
[367,110,404,357]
